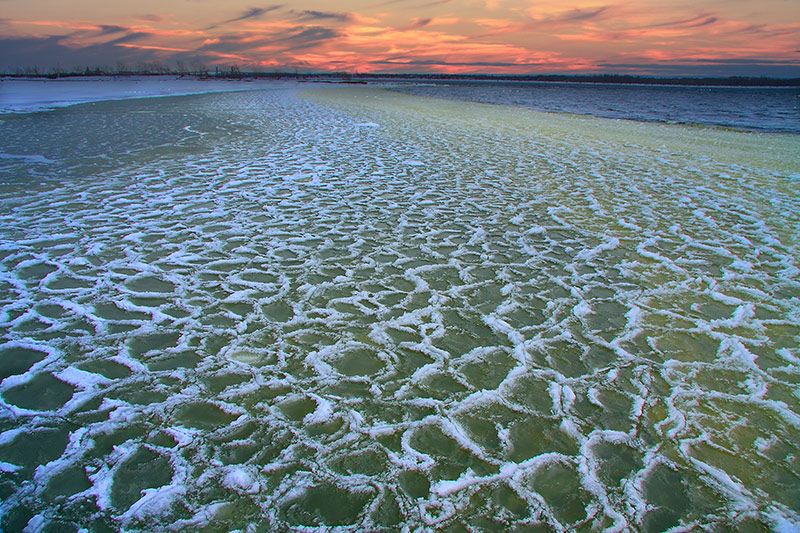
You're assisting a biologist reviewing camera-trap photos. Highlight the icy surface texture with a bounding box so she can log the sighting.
[0,86,798,531]
[0,76,272,114]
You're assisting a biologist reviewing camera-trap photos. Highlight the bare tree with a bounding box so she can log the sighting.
[191,62,209,77]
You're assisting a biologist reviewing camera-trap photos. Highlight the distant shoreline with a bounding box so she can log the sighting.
[2,72,799,87]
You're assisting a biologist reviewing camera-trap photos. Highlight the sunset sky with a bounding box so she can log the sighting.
[1,0,798,76]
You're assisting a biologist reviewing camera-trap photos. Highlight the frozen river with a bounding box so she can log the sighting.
[0,83,798,531]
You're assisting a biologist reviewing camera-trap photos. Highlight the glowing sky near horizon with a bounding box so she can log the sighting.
[1,0,798,76]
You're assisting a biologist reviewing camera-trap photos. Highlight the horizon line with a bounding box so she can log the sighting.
[3,70,799,85]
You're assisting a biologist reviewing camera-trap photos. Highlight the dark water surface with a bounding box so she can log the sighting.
[388,80,800,134]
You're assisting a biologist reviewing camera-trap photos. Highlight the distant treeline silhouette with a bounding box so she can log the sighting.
[3,61,214,78]
[2,63,798,87]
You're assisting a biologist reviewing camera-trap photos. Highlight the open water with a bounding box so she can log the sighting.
[389,80,800,134]
[0,84,798,531]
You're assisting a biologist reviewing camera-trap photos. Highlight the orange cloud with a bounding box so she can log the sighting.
[115,43,190,52]
[1,1,797,76]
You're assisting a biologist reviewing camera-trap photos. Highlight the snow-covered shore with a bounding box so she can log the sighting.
[0,76,290,114]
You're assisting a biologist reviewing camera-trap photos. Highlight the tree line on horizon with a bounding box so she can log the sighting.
[4,60,214,78]
[2,61,798,86]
